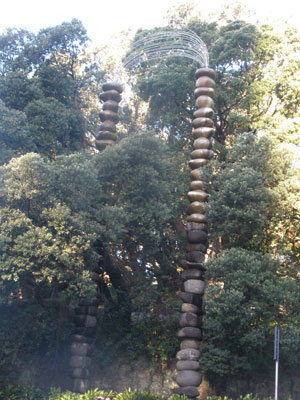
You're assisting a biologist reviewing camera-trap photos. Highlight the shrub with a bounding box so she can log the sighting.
[48,387,114,400]
[114,390,164,400]
[0,384,45,400]
[0,386,188,400]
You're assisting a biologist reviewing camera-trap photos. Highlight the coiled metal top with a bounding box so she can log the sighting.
[123,28,209,69]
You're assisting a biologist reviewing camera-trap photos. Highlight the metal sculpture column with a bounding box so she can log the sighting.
[69,81,123,393]
[123,28,215,400]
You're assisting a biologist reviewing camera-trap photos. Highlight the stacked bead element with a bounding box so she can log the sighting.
[95,82,123,151]
[173,67,216,400]
[70,82,123,393]
[70,305,97,393]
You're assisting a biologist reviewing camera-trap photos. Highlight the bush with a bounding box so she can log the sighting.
[0,300,72,381]
[0,386,188,400]
[115,390,162,400]
[48,387,114,400]
[0,384,45,400]
[114,391,187,400]
[95,291,180,368]
[206,395,274,400]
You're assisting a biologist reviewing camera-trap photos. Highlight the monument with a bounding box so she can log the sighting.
[123,28,216,399]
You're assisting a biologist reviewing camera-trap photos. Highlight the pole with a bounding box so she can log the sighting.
[275,359,279,400]
[274,326,279,400]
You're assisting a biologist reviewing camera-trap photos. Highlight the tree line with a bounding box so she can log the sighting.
[0,7,299,395]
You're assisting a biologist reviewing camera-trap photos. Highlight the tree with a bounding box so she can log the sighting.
[0,100,34,164]
[199,248,300,394]
[0,132,188,373]
[197,129,300,391]
[126,19,300,145]
[94,133,188,290]
[0,14,299,391]
[0,152,100,302]
[0,19,106,161]
[202,133,276,250]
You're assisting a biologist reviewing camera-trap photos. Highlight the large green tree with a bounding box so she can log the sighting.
[126,20,300,146]
[0,133,188,375]
[0,133,187,301]
[197,130,300,391]
[0,19,106,161]
[200,248,300,394]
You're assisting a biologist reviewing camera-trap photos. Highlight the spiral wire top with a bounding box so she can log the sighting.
[123,28,209,69]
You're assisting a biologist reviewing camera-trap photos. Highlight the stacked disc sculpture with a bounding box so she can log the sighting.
[70,304,97,393]
[95,82,123,151]
[123,28,216,400]
[70,81,122,393]
[173,67,216,399]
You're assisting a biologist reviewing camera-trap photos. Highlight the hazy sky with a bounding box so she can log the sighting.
[0,0,299,46]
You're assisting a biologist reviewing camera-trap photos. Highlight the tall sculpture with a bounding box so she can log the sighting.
[173,66,215,399]
[69,82,123,393]
[71,28,215,396]
[123,28,216,399]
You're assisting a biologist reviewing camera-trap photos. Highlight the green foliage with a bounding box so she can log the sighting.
[114,390,186,400]
[0,300,68,374]
[0,19,106,161]
[0,146,129,344]
[0,152,87,377]
[48,387,114,400]
[0,133,187,300]
[96,291,180,366]
[263,135,300,264]
[115,390,164,400]
[0,14,300,394]
[200,247,300,390]
[0,99,34,164]
[0,71,42,110]
[202,133,274,249]
[94,133,188,290]
[128,20,300,145]
[0,153,99,301]
[0,386,114,400]
[0,386,187,400]
[0,133,186,375]
[133,53,196,145]
[24,97,84,157]
[167,396,187,400]
[0,384,45,399]
[206,396,273,400]
[273,28,300,118]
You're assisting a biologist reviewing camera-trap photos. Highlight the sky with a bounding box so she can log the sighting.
[0,0,299,47]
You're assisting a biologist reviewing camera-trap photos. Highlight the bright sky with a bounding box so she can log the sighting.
[0,0,299,46]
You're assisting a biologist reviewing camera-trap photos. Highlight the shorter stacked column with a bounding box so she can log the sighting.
[95,82,123,151]
[173,67,216,400]
[70,305,97,393]
[70,82,123,393]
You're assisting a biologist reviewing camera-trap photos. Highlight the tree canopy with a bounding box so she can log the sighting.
[0,19,106,161]
[128,19,300,146]
[0,10,299,396]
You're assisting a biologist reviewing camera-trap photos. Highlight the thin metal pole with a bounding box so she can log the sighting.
[274,326,279,400]
[275,359,278,400]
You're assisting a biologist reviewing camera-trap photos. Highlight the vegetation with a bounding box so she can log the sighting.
[0,385,278,400]
[0,2,299,398]
[0,386,186,400]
